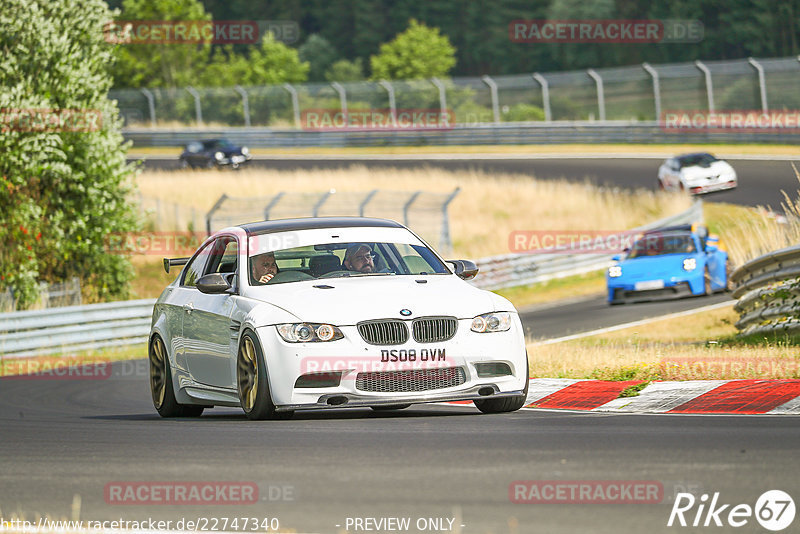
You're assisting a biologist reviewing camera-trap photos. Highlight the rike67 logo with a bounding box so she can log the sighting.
[668,490,795,531]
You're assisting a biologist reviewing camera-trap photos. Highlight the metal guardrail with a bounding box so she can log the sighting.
[0,202,702,357]
[0,299,155,358]
[122,122,800,148]
[471,200,704,290]
[731,246,800,336]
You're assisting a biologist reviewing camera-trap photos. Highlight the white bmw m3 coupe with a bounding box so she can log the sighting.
[149,217,529,419]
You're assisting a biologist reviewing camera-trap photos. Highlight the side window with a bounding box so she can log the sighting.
[203,236,237,276]
[210,238,238,275]
[181,243,211,288]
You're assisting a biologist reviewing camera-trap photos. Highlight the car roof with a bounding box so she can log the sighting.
[676,152,714,160]
[239,216,405,236]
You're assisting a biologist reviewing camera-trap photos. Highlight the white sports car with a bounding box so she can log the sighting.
[657,152,737,195]
[149,217,529,419]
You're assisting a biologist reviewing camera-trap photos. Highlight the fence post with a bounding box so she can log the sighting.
[234,85,251,127]
[205,194,228,235]
[747,57,768,112]
[263,192,285,221]
[532,73,551,122]
[312,190,333,217]
[359,189,378,216]
[695,60,715,112]
[403,191,422,227]
[430,78,448,117]
[642,62,661,121]
[282,83,301,127]
[440,187,460,254]
[378,81,397,127]
[481,75,500,123]
[186,86,203,125]
[586,69,605,121]
[140,88,156,127]
[331,82,347,117]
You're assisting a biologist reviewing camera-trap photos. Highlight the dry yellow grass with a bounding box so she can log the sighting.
[136,166,691,258]
[711,166,800,266]
[526,305,800,380]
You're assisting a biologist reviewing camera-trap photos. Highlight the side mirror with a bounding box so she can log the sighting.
[447,259,479,281]
[197,273,232,294]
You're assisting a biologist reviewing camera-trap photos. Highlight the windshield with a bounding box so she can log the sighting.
[248,241,449,285]
[678,153,718,168]
[627,232,696,258]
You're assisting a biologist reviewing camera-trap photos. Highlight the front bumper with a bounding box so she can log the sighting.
[688,179,737,195]
[608,281,695,304]
[277,385,525,412]
[256,316,528,409]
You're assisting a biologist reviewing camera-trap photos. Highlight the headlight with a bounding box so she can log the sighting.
[683,258,697,271]
[471,312,511,333]
[277,323,344,343]
[608,265,622,278]
[214,151,224,160]
[241,146,249,155]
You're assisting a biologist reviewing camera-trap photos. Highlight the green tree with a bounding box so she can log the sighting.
[299,34,341,82]
[199,34,309,86]
[325,58,365,82]
[110,0,211,88]
[0,0,138,308]
[370,19,457,80]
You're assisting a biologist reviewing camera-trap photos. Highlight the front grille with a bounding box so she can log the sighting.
[355,367,466,392]
[357,320,408,345]
[412,317,457,343]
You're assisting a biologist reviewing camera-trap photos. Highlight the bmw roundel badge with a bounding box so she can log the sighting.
[400,309,412,316]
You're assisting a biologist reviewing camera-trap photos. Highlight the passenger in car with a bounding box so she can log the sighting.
[250,252,279,284]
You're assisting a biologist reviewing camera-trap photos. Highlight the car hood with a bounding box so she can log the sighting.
[246,275,504,325]
[617,254,692,280]
[682,161,733,180]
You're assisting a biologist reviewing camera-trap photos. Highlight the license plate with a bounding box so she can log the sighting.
[635,280,664,291]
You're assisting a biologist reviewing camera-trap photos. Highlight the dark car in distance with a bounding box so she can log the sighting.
[179,139,252,170]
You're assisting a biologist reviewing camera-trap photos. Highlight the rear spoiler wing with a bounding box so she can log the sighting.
[163,257,190,274]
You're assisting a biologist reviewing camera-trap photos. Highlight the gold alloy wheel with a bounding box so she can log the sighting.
[238,336,259,412]
[149,337,167,409]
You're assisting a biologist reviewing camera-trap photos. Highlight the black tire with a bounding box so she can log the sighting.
[474,354,530,414]
[703,267,713,295]
[237,331,293,420]
[371,404,411,411]
[657,178,665,191]
[149,335,204,418]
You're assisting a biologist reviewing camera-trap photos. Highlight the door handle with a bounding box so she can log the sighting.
[183,303,193,314]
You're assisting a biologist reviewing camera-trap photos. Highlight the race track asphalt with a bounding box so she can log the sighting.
[135,155,800,210]
[1,367,799,534]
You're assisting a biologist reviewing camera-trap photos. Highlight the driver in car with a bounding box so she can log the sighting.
[342,244,375,273]
[250,252,279,284]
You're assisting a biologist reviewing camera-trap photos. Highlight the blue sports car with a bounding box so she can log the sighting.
[606,224,731,304]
